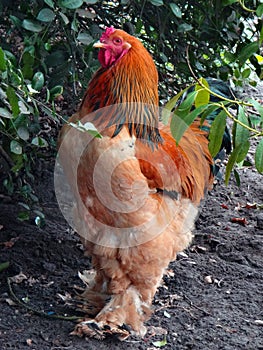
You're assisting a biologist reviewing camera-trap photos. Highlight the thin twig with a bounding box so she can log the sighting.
[186,45,199,83]
[185,46,253,107]
[217,102,263,137]
[183,294,211,316]
[238,0,255,13]
[7,278,80,322]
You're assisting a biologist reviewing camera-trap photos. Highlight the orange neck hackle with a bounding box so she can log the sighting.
[79,28,162,145]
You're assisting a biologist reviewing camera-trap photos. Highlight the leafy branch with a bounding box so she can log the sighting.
[218,102,263,137]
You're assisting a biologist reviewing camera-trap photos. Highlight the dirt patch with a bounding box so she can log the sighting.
[0,158,262,350]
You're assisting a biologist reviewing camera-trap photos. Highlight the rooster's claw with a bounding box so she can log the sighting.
[72,319,131,340]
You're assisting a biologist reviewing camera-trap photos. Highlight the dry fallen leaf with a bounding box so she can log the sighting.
[9,272,27,284]
[0,236,19,248]
[245,202,257,209]
[5,298,16,306]
[231,217,248,226]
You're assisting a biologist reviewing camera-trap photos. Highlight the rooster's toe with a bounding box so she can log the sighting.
[72,319,131,340]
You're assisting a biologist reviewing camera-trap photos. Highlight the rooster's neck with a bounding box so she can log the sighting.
[79,47,162,144]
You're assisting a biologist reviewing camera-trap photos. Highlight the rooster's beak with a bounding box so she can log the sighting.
[93,42,105,48]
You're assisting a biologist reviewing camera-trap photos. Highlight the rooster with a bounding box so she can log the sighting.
[58,27,214,340]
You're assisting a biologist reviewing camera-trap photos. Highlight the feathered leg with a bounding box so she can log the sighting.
[73,235,192,339]
[73,199,195,340]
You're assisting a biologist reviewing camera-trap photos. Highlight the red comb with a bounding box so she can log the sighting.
[100,26,116,42]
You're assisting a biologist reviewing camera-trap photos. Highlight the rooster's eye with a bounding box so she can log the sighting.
[113,37,122,45]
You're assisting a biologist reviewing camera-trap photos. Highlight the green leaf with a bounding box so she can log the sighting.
[233,169,240,187]
[177,23,193,33]
[22,19,43,32]
[77,32,93,45]
[149,0,164,6]
[32,71,45,91]
[248,98,263,119]
[0,47,6,71]
[59,0,83,9]
[83,122,102,138]
[256,4,263,17]
[6,86,20,117]
[195,78,210,108]
[152,337,167,347]
[17,126,30,141]
[169,3,182,18]
[249,114,261,127]
[10,140,22,154]
[238,42,259,66]
[71,18,79,32]
[13,114,27,129]
[208,110,227,158]
[224,51,236,63]
[225,143,243,185]
[70,121,102,138]
[242,68,251,79]
[236,140,250,164]
[59,12,69,24]
[200,104,222,125]
[18,101,30,115]
[234,106,250,148]
[171,104,207,144]
[177,90,198,114]
[18,211,30,221]
[19,202,31,210]
[22,52,34,79]
[85,0,98,3]
[162,84,195,124]
[37,8,56,22]
[31,136,48,147]
[44,0,55,8]
[10,71,22,86]
[49,85,63,100]
[255,138,263,173]
[0,107,12,119]
[0,261,10,272]
[10,15,22,27]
